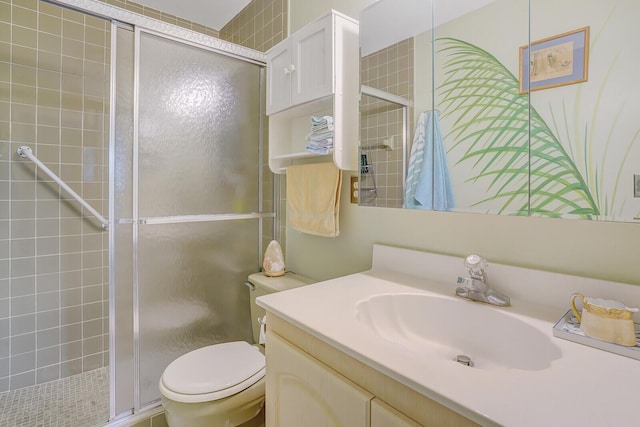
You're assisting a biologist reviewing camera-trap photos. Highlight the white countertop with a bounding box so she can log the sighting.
[257,245,640,427]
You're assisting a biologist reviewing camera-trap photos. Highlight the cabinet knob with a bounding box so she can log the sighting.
[284,64,296,75]
[284,66,290,75]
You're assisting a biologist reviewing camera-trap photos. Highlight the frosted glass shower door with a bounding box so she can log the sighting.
[135,30,264,407]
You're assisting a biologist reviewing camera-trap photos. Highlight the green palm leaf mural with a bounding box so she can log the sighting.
[437,38,599,218]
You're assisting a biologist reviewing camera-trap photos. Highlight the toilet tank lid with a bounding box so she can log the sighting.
[161,341,264,397]
[248,272,315,293]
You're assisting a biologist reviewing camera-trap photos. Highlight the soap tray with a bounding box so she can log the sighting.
[553,310,640,360]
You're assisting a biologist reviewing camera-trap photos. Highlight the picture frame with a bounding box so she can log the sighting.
[519,27,589,94]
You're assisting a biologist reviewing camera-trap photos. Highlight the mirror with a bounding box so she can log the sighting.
[359,87,410,208]
[359,0,640,222]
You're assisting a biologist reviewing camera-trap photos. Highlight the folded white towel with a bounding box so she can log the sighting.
[305,145,332,154]
[310,115,334,126]
[310,124,334,133]
[306,137,333,153]
[306,116,334,153]
[307,131,334,142]
[307,138,333,147]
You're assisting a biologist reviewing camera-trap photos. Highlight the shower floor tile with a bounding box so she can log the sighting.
[0,367,109,427]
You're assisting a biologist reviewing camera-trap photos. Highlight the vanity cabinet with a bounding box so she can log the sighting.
[266,10,359,173]
[371,399,421,427]
[265,314,477,427]
[267,332,372,427]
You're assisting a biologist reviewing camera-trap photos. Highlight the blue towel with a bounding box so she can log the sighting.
[405,110,454,210]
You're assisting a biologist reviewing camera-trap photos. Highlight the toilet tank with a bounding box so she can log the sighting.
[247,272,315,344]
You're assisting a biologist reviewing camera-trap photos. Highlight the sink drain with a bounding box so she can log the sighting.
[456,354,473,367]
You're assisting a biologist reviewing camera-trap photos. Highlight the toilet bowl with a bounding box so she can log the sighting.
[160,341,266,427]
[159,272,314,427]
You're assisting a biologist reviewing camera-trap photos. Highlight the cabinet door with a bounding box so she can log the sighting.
[371,398,422,427]
[291,13,334,106]
[266,39,293,115]
[266,332,372,427]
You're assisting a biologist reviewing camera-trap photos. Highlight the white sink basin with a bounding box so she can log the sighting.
[356,293,562,371]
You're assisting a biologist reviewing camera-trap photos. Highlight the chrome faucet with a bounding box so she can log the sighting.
[455,255,510,307]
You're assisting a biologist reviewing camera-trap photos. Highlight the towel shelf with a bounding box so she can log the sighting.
[271,150,333,161]
[266,11,359,174]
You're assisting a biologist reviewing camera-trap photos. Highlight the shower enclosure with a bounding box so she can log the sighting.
[1,1,271,425]
[111,25,270,416]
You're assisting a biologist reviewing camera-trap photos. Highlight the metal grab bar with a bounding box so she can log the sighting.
[17,146,109,230]
[140,212,275,225]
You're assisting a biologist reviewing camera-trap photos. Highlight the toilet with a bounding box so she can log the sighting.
[159,272,314,427]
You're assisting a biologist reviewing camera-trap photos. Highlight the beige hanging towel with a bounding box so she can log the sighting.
[286,162,342,237]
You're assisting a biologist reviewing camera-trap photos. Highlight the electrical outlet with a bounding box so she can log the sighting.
[350,176,359,204]
[635,175,640,198]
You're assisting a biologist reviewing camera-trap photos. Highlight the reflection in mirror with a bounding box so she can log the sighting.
[359,87,410,208]
[429,0,530,216]
[359,0,640,222]
[526,0,640,222]
[359,1,419,209]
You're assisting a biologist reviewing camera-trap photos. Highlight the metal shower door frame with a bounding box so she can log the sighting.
[108,25,272,420]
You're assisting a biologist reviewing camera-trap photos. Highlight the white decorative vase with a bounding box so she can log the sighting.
[263,240,285,277]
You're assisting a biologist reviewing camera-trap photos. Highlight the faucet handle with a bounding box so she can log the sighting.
[464,254,486,269]
[464,254,487,281]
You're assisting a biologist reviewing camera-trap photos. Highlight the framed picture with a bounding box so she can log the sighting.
[519,27,589,94]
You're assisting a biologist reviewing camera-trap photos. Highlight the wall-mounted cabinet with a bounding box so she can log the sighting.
[267,10,359,174]
[267,13,333,115]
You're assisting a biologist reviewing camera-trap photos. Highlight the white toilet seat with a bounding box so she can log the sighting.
[159,341,265,403]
